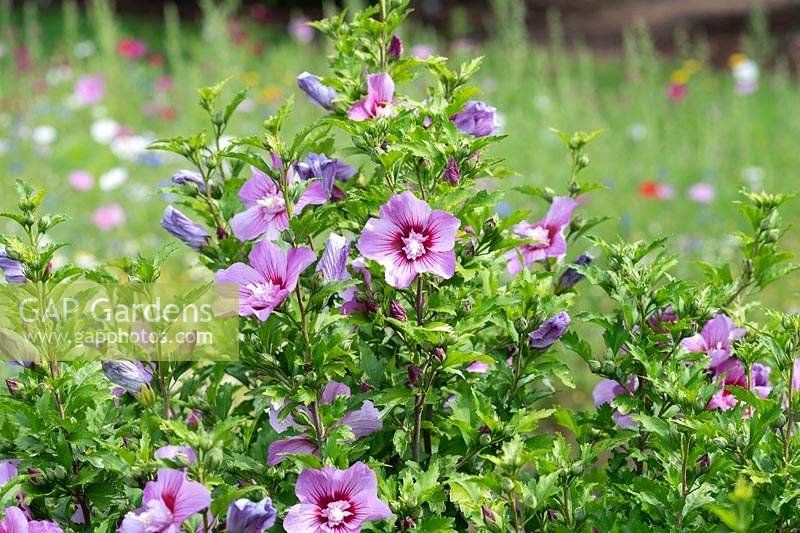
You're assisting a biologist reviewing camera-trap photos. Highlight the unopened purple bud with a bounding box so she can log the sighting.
[389,300,408,322]
[432,347,446,362]
[171,169,206,193]
[217,226,229,240]
[406,365,423,388]
[478,425,490,435]
[557,253,593,290]
[226,497,277,533]
[482,505,496,523]
[359,380,374,393]
[443,157,460,185]
[101,361,150,393]
[5,378,19,395]
[388,35,404,60]
[450,100,499,137]
[297,72,337,110]
[529,312,571,349]
[161,206,210,251]
[186,409,203,430]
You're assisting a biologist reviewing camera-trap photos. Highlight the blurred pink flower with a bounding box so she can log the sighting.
[411,44,435,59]
[667,83,687,102]
[68,171,94,191]
[155,75,174,93]
[92,204,126,231]
[688,183,715,204]
[288,16,314,43]
[74,75,105,104]
[116,38,147,59]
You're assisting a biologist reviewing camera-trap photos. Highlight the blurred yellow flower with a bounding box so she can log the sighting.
[257,85,283,104]
[670,69,689,85]
[728,53,748,68]
[243,71,260,86]
[682,59,701,74]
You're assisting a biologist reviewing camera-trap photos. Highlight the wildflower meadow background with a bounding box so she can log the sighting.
[1,0,800,531]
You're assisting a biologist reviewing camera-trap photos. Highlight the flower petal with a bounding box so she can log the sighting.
[268,435,318,466]
[367,73,395,103]
[338,401,382,438]
[415,250,456,280]
[592,379,626,407]
[425,210,460,252]
[249,240,288,284]
[284,247,317,291]
[283,503,322,533]
[231,206,269,242]
[380,191,431,232]
[239,168,278,206]
[543,196,577,228]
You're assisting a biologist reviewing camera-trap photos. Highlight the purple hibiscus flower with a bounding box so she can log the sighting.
[283,462,392,532]
[0,249,25,284]
[0,507,62,533]
[161,206,210,250]
[506,196,577,275]
[297,72,337,110]
[680,314,746,371]
[231,165,328,242]
[268,381,382,465]
[226,497,277,533]
[529,312,570,349]
[216,240,316,321]
[357,191,460,289]
[154,446,197,465]
[119,469,210,533]
[450,100,499,137]
[294,153,356,202]
[348,73,397,121]
[593,375,639,429]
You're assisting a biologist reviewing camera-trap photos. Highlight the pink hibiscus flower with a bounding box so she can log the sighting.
[505,196,577,275]
[348,73,397,121]
[357,191,460,289]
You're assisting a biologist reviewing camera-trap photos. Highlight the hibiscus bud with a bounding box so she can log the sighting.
[547,509,558,520]
[588,360,601,373]
[557,253,593,290]
[101,361,150,393]
[432,347,446,362]
[482,505,496,523]
[388,300,408,322]
[171,169,206,193]
[388,35,404,60]
[574,507,586,521]
[359,380,374,393]
[161,206,210,251]
[5,378,19,395]
[186,409,203,430]
[216,226,229,240]
[226,497,277,533]
[297,72,337,110]
[406,365,423,388]
[696,453,710,472]
[529,312,571,349]
[443,157,460,185]
[136,385,156,408]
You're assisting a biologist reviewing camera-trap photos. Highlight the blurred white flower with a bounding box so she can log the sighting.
[741,166,765,190]
[74,41,96,59]
[0,139,8,156]
[46,65,72,86]
[627,123,647,141]
[99,167,129,191]
[32,125,57,146]
[732,59,759,95]
[533,94,552,111]
[74,252,98,269]
[91,118,121,144]
[111,134,151,162]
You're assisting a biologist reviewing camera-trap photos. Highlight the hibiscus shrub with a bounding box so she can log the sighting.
[2,1,800,532]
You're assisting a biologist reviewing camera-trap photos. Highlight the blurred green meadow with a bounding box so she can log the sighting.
[2,0,799,400]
